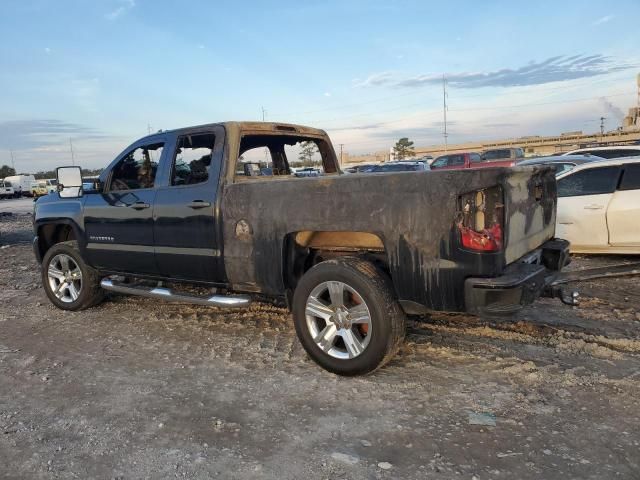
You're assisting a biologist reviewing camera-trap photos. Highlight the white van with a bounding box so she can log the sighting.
[0,180,16,199]
[3,175,36,197]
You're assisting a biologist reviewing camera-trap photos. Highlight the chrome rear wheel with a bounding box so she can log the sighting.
[305,280,372,360]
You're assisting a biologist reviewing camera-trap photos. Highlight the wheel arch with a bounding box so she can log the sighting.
[282,230,391,305]
[35,220,83,264]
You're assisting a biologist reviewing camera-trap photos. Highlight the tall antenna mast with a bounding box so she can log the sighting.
[443,74,448,152]
[9,149,15,171]
[69,138,75,166]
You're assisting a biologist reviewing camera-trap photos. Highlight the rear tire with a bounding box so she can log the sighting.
[41,241,104,311]
[292,257,405,376]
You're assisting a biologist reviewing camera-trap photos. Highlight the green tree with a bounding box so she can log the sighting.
[0,164,16,178]
[297,141,320,167]
[393,137,415,160]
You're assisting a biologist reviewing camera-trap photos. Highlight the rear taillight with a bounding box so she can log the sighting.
[456,186,504,252]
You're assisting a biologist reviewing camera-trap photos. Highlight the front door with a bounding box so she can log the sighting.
[556,166,620,249]
[83,138,167,274]
[153,129,227,282]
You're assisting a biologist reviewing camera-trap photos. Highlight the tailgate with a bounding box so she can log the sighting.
[503,167,557,264]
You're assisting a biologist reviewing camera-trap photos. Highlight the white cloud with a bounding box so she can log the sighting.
[352,71,395,88]
[355,55,635,89]
[44,47,51,54]
[324,92,331,97]
[105,0,135,20]
[592,15,614,25]
[197,44,205,49]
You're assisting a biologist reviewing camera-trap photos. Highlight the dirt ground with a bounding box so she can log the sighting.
[1,213,639,479]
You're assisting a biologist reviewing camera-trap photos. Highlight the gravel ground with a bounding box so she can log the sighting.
[1,214,639,479]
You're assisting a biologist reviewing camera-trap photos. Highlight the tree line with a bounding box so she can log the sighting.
[0,165,102,179]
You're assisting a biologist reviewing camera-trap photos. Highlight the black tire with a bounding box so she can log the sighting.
[41,240,104,311]
[292,257,405,376]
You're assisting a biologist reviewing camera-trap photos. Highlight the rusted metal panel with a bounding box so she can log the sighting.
[221,167,556,312]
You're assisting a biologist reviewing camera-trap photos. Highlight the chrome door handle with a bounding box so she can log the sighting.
[130,202,150,210]
[188,200,211,209]
[584,204,604,210]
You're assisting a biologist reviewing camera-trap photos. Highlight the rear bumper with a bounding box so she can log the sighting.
[464,238,570,315]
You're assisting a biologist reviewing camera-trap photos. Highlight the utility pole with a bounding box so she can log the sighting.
[261,107,268,164]
[442,74,449,152]
[69,138,75,166]
[338,143,344,167]
[600,116,606,137]
[147,123,152,135]
[9,149,15,171]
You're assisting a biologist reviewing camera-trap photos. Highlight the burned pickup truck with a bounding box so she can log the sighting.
[33,122,570,375]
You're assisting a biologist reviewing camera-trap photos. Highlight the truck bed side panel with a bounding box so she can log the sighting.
[221,167,556,312]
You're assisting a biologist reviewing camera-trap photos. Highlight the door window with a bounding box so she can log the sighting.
[110,143,163,191]
[171,133,215,186]
[557,167,620,197]
[618,163,640,191]
[431,156,448,168]
[470,153,482,163]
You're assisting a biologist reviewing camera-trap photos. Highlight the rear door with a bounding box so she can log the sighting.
[153,127,227,282]
[83,136,167,274]
[607,163,640,246]
[555,166,621,249]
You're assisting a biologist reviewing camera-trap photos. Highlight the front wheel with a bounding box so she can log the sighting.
[292,257,405,376]
[41,241,104,311]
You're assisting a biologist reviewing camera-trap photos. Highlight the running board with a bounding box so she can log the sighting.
[100,278,251,308]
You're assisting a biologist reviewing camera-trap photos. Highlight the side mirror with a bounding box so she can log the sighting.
[56,166,83,198]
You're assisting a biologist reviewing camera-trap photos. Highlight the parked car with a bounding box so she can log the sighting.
[481,148,525,163]
[32,179,57,197]
[431,151,519,170]
[370,161,428,172]
[556,157,640,254]
[4,175,36,197]
[517,154,604,176]
[343,164,378,174]
[293,167,321,177]
[33,121,570,376]
[0,180,16,199]
[415,155,434,166]
[561,145,640,159]
[430,152,481,170]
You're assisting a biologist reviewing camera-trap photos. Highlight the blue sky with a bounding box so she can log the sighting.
[1,0,639,171]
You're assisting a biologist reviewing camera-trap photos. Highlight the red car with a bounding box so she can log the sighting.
[430,152,518,170]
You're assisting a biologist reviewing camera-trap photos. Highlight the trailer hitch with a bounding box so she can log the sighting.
[543,285,579,306]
